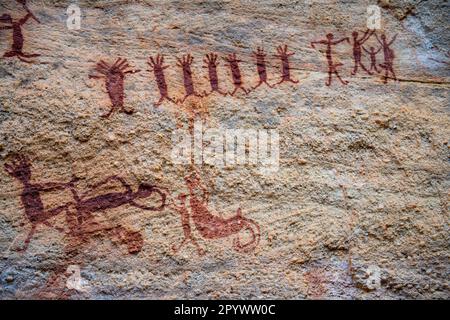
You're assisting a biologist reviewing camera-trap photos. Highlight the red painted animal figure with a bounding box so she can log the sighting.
[274,45,298,85]
[252,47,273,89]
[16,0,40,23]
[223,53,250,96]
[148,54,176,106]
[177,54,203,103]
[311,33,350,86]
[363,46,382,73]
[350,30,374,75]
[171,193,205,255]
[68,176,166,254]
[0,13,40,63]
[203,53,227,96]
[4,155,77,251]
[375,33,397,83]
[89,58,140,118]
[68,175,166,226]
[173,173,260,254]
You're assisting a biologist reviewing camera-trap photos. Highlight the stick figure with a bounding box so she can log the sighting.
[350,30,374,75]
[274,45,298,85]
[223,53,249,96]
[0,13,40,63]
[203,53,226,96]
[363,46,381,73]
[148,54,176,106]
[311,33,350,86]
[252,47,273,89]
[177,54,203,103]
[375,33,398,83]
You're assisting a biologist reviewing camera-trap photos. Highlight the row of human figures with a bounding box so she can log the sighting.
[4,154,261,256]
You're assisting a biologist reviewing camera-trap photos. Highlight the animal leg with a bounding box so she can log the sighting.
[18,224,37,252]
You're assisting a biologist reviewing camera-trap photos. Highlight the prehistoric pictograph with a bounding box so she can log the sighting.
[4,155,77,251]
[203,52,227,95]
[350,30,375,75]
[375,33,398,83]
[0,10,40,63]
[177,54,204,103]
[89,58,140,118]
[223,53,250,96]
[251,47,273,89]
[273,45,299,85]
[363,45,382,74]
[5,155,166,254]
[148,54,176,106]
[172,172,260,255]
[311,33,350,86]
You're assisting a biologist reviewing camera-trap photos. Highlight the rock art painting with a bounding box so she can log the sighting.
[0,0,448,301]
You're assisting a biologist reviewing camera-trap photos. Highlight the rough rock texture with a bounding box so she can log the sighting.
[0,0,448,299]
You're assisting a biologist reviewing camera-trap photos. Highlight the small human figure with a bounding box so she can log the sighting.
[252,47,273,89]
[350,30,375,75]
[148,54,176,105]
[274,45,298,85]
[89,58,140,117]
[203,53,227,96]
[363,46,382,73]
[375,33,398,83]
[177,54,203,103]
[0,13,40,63]
[311,33,350,86]
[223,53,250,96]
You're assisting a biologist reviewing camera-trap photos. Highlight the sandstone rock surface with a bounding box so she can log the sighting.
[0,0,448,299]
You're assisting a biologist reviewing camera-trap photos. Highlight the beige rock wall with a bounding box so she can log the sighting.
[0,0,448,299]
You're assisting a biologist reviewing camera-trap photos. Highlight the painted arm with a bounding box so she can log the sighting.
[375,47,382,54]
[332,37,349,45]
[0,26,12,30]
[19,13,32,25]
[361,29,374,43]
[363,46,370,54]
[310,40,326,48]
[375,33,382,45]
[388,34,398,46]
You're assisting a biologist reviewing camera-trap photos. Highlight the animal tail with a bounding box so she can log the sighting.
[232,215,260,253]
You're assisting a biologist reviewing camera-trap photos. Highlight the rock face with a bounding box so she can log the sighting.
[0,0,448,299]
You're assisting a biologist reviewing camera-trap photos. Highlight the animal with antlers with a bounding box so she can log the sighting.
[274,45,298,85]
[89,58,140,118]
[172,172,260,255]
[148,54,175,106]
[0,12,40,63]
[203,53,227,96]
[177,54,203,103]
[4,155,77,251]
